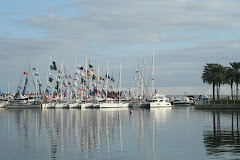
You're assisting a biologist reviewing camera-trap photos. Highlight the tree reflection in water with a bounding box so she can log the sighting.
[204,110,240,157]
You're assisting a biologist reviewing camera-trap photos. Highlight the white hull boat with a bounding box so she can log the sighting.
[41,102,56,109]
[0,101,8,108]
[69,102,81,108]
[99,102,129,108]
[81,103,93,109]
[146,94,172,108]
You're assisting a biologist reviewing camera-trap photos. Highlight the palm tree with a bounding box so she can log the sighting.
[225,67,234,99]
[229,62,240,99]
[202,63,218,100]
[215,64,226,100]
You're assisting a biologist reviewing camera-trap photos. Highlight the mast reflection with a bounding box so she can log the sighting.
[2,107,172,159]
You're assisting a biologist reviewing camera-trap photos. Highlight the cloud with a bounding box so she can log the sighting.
[20,0,240,44]
[1,0,240,92]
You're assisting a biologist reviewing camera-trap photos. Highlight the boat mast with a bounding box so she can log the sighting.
[152,50,155,96]
[27,59,30,102]
[36,62,38,96]
[137,59,140,103]
[143,59,146,101]
[46,56,51,101]
[97,64,99,99]
[7,82,9,101]
[106,61,108,102]
[60,62,63,101]
[119,63,122,104]
[85,55,88,101]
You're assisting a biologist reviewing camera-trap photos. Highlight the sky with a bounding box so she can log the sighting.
[0,0,240,93]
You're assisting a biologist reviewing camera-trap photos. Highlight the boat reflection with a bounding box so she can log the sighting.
[1,107,173,159]
[203,110,240,158]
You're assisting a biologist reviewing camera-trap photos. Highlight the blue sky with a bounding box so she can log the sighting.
[1,0,240,93]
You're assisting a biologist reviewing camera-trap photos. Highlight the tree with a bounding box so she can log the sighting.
[229,62,240,99]
[214,64,226,100]
[225,67,234,99]
[202,63,218,100]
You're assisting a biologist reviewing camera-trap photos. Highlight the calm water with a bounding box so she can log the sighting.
[0,107,240,160]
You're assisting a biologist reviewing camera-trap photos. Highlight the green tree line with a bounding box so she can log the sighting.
[202,62,240,100]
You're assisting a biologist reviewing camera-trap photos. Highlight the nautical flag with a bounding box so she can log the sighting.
[89,64,93,68]
[49,77,53,82]
[133,76,136,79]
[35,72,39,76]
[81,72,85,77]
[18,86,21,89]
[136,69,138,73]
[23,72,28,75]
[105,74,110,79]
[92,75,95,80]
[74,81,77,86]
[74,75,79,80]
[111,77,114,82]
[52,61,57,70]
[76,63,81,68]
[100,77,103,80]
[152,76,154,80]
[33,68,36,70]
[91,69,95,72]
[50,65,54,70]
[76,65,84,71]
[69,75,72,79]
[80,66,84,70]
[75,70,80,74]
[87,70,92,76]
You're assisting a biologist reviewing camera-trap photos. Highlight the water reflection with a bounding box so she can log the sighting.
[204,110,240,158]
[0,107,173,159]
[150,108,172,160]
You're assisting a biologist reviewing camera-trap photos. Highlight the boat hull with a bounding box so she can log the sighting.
[0,101,8,108]
[150,102,172,108]
[6,104,41,109]
[81,103,93,109]
[99,103,129,108]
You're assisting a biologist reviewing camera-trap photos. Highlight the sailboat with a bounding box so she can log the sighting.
[80,55,93,109]
[145,51,172,108]
[99,62,129,108]
[7,60,41,108]
[0,83,10,108]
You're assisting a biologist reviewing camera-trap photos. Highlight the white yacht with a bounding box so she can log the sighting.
[146,94,172,108]
[172,96,195,106]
